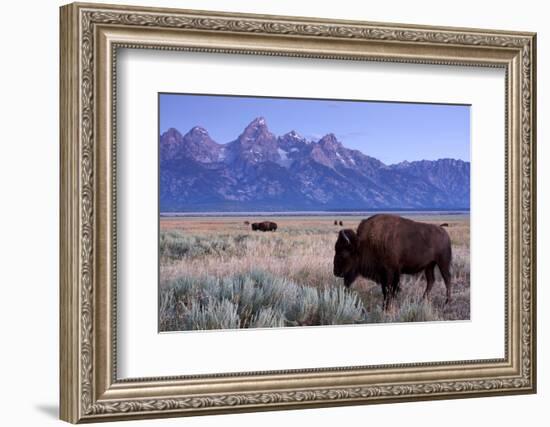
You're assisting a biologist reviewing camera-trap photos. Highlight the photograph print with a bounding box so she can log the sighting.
[158,93,470,332]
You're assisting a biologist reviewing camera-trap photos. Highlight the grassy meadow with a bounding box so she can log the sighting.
[159,214,470,332]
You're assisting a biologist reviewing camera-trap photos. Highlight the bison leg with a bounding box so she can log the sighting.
[382,272,399,311]
[381,283,390,311]
[390,272,401,299]
[422,264,436,301]
[439,265,452,305]
[437,246,453,304]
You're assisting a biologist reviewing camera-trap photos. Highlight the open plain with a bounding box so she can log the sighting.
[159,214,470,331]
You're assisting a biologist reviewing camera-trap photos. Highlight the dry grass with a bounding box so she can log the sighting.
[160,215,470,330]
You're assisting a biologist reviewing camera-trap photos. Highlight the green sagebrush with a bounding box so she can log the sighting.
[159,270,367,331]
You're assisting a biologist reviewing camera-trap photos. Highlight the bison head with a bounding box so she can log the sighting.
[333,229,359,287]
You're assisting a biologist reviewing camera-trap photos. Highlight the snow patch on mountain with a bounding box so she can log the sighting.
[159,117,470,211]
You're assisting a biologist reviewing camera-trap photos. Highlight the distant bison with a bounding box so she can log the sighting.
[244,220,250,225]
[334,220,338,226]
[339,220,343,226]
[251,221,277,232]
[333,214,452,310]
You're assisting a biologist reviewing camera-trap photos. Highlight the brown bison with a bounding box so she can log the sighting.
[251,221,277,232]
[339,220,343,226]
[333,214,452,310]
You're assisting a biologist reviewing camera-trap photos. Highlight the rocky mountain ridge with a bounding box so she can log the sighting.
[160,117,470,212]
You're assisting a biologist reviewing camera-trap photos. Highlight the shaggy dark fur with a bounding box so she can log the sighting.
[251,221,277,232]
[333,214,452,309]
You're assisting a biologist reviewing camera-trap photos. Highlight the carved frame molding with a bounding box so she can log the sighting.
[60,2,536,423]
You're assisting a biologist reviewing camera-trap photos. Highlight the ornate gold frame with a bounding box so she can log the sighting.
[59,2,536,423]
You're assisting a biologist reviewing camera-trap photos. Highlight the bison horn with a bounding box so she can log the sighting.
[340,230,351,245]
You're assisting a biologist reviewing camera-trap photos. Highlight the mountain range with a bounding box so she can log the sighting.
[160,117,470,212]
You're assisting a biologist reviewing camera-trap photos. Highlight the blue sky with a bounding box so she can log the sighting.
[159,93,470,165]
